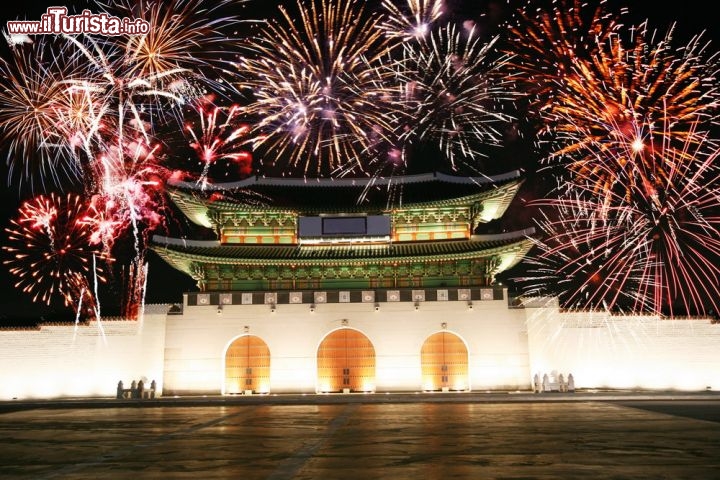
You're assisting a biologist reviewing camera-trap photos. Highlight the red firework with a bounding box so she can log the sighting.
[185,104,253,187]
[3,193,113,311]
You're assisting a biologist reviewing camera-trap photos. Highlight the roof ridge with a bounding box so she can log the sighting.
[168,170,522,191]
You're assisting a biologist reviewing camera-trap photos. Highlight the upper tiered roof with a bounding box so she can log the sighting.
[152,171,533,291]
[167,170,523,230]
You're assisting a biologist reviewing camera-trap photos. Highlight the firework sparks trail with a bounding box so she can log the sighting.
[0,0,239,187]
[120,256,149,321]
[3,0,715,322]
[75,134,168,319]
[58,1,245,312]
[92,253,107,344]
[139,261,148,326]
[185,104,253,189]
[61,33,189,147]
[335,19,518,183]
[1,0,242,188]
[238,0,395,175]
[98,0,245,99]
[64,1,243,319]
[547,26,720,183]
[508,1,720,187]
[0,28,187,192]
[509,2,720,317]
[73,286,85,342]
[0,1,246,316]
[72,137,165,254]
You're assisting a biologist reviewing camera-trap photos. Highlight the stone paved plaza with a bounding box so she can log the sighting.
[1,395,719,479]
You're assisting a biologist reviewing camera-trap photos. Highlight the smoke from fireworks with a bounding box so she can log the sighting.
[3,193,111,314]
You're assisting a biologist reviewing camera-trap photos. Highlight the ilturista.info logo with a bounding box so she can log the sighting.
[6,7,150,36]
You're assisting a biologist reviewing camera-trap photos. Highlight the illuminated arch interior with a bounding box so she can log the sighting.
[317,328,375,393]
[225,335,271,394]
[421,331,469,391]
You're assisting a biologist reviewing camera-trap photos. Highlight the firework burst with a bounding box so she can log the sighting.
[84,137,168,256]
[504,0,624,98]
[0,0,244,315]
[509,3,720,197]
[519,128,720,316]
[395,24,516,170]
[548,24,720,182]
[237,0,395,175]
[3,193,111,311]
[0,40,95,189]
[61,33,190,149]
[379,0,444,41]
[97,0,244,98]
[185,104,253,188]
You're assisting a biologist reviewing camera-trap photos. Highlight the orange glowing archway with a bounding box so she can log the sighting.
[421,331,469,391]
[317,328,375,393]
[225,335,271,394]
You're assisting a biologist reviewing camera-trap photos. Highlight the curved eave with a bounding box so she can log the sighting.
[151,247,199,280]
[491,234,535,273]
[167,189,216,229]
[477,179,524,222]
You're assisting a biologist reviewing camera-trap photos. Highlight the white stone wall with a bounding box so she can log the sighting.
[525,304,720,391]
[0,309,167,400]
[3,298,717,400]
[162,297,531,394]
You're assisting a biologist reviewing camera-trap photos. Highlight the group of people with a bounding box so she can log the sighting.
[116,379,156,399]
[533,372,575,393]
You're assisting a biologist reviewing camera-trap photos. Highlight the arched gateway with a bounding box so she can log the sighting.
[152,172,533,396]
[421,331,469,391]
[317,328,375,393]
[224,335,271,394]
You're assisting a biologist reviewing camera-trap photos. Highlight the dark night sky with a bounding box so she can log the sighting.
[0,0,717,322]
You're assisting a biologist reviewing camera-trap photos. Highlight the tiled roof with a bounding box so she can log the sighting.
[151,229,535,264]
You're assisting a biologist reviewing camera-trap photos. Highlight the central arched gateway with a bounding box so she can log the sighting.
[421,331,469,391]
[317,328,375,393]
[224,335,271,394]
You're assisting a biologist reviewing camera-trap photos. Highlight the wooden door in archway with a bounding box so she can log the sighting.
[317,329,375,393]
[225,335,271,394]
[421,332,468,391]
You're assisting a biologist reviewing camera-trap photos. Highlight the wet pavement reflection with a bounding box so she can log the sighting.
[1,400,719,479]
